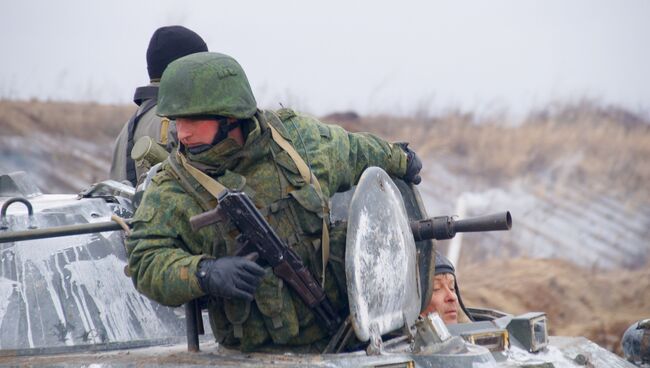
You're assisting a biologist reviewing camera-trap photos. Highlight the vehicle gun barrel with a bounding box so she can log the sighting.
[0,220,130,243]
[410,211,511,242]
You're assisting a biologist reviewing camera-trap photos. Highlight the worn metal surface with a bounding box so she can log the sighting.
[0,174,637,368]
[0,339,498,368]
[0,193,186,351]
[0,334,638,368]
[393,179,436,314]
[0,172,42,198]
[549,336,638,368]
[345,167,420,342]
[331,180,436,314]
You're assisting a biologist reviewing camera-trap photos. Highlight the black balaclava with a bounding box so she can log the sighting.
[146,25,208,81]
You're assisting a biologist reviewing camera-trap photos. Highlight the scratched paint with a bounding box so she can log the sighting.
[0,194,185,350]
[346,167,419,342]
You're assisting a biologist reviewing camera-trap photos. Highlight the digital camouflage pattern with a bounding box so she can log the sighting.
[127,108,409,352]
[156,52,258,119]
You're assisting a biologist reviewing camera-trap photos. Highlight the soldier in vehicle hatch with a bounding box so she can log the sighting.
[109,25,208,186]
[421,252,472,325]
[126,51,423,352]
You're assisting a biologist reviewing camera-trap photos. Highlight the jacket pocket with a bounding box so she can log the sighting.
[274,151,305,186]
[288,184,324,235]
[130,202,156,224]
[255,268,300,344]
[224,298,251,340]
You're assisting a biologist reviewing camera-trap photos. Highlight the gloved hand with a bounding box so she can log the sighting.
[397,142,422,185]
[196,256,265,301]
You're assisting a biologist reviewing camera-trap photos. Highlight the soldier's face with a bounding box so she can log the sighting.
[422,273,458,324]
[176,118,220,148]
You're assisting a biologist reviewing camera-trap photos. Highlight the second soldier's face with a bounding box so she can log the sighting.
[422,273,459,324]
[176,118,220,148]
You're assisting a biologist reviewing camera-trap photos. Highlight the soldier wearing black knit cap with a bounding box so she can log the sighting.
[421,252,473,324]
[110,25,208,186]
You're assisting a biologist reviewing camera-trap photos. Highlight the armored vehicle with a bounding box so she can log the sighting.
[0,168,639,367]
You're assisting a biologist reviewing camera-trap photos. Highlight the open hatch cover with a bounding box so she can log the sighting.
[345,167,420,342]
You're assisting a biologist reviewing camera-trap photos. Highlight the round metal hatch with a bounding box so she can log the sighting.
[345,167,420,342]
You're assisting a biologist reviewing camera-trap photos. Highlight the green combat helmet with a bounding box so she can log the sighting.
[157,52,257,119]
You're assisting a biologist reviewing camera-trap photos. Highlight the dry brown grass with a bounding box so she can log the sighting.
[0,99,133,142]
[2,98,648,201]
[326,101,650,202]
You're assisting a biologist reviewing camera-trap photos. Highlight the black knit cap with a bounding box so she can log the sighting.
[146,25,208,80]
[434,252,455,276]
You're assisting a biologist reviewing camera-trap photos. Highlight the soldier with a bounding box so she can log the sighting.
[421,252,467,324]
[127,52,423,352]
[109,25,208,186]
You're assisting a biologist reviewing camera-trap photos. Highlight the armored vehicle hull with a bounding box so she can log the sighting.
[0,170,637,367]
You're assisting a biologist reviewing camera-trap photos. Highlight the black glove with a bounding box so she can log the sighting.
[397,142,422,185]
[196,256,265,301]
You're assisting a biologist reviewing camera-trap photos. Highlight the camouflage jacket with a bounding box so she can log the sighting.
[127,109,408,351]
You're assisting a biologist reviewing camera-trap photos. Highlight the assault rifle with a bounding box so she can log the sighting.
[189,190,341,335]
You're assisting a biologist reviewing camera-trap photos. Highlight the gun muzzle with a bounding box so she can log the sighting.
[410,211,511,242]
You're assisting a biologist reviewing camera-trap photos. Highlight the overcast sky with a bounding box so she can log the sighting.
[1,0,649,118]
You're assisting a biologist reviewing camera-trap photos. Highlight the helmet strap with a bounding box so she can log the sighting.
[185,118,240,155]
[212,119,240,145]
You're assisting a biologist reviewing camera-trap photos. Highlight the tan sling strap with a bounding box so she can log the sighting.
[160,117,171,146]
[176,151,227,199]
[267,124,331,287]
[167,152,215,212]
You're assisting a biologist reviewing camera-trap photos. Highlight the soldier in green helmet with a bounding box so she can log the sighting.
[127,51,423,352]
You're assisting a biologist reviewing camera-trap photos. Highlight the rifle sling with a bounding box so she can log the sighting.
[176,152,227,198]
[267,124,330,287]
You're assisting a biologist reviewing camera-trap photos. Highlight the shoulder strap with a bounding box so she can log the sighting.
[126,95,158,186]
[167,152,217,211]
[159,117,171,145]
[267,120,331,287]
[176,152,227,198]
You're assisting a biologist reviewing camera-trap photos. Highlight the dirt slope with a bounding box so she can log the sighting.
[460,258,650,354]
[0,99,130,139]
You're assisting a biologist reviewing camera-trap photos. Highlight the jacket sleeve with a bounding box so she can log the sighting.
[284,114,408,197]
[126,178,209,307]
[330,124,408,192]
